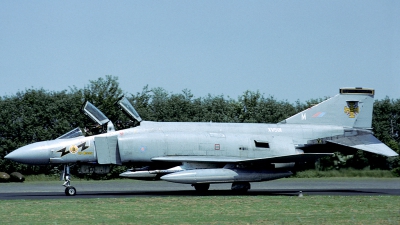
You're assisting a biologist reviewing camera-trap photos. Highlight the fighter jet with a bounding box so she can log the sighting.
[5,87,398,196]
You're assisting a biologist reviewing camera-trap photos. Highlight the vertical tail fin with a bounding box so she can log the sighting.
[280,87,375,129]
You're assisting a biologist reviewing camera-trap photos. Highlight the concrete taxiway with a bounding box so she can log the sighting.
[0,178,399,200]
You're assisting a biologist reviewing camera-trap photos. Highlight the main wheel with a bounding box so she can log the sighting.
[65,186,77,196]
[192,183,210,192]
[231,182,250,192]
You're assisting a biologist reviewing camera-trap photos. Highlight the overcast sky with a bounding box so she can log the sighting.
[1,1,399,102]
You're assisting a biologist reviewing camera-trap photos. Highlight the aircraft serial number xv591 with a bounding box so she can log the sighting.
[5,87,398,196]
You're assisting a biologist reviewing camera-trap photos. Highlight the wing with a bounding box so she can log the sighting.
[152,153,333,164]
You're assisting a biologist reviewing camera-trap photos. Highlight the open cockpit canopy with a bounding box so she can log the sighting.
[116,96,142,123]
[81,101,110,126]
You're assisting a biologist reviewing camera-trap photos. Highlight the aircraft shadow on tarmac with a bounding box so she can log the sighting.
[77,189,392,197]
[3,188,396,200]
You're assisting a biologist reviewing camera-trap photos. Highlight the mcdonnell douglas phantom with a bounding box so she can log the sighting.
[5,87,398,196]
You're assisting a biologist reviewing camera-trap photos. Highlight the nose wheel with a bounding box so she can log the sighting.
[65,186,77,196]
[62,165,77,196]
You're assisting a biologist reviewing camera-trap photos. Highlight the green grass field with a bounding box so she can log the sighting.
[1,196,399,224]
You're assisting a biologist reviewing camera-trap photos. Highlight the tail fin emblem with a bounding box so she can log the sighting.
[344,101,359,118]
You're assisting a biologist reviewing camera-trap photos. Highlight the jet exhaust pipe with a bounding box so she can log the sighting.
[161,168,292,184]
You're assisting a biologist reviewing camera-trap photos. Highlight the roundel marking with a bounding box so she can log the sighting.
[70,145,79,154]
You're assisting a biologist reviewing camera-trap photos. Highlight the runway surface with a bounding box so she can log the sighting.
[0,178,399,200]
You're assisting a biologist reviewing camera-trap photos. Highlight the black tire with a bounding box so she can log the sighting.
[231,182,250,192]
[193,183,210,192]
[65,186,77,196]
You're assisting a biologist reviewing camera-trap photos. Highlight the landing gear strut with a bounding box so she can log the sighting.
[62,165,76,196]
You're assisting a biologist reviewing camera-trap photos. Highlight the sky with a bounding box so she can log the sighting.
[1,1,399,103]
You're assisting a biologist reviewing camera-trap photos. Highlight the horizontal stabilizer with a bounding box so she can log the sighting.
[152,153,333,164]
[327,134,398,157]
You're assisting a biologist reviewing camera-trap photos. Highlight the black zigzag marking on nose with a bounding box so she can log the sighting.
[77,142,89,151]
[57,147,69,157]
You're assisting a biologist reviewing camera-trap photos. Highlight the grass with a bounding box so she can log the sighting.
[22,175,130,182]
[23,174,61,182]
[0,196,399,224]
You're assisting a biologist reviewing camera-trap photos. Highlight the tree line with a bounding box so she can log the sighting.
[0,75,399,177]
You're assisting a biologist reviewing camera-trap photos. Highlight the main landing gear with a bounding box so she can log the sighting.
[192,183,210,192]
[62,165,76,196]
[231,182,251,192]
[192,182,251,192]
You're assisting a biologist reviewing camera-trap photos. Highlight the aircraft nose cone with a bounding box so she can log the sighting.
[5,142,50,165]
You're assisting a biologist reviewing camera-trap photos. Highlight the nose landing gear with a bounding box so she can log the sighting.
[62,165,76,196]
